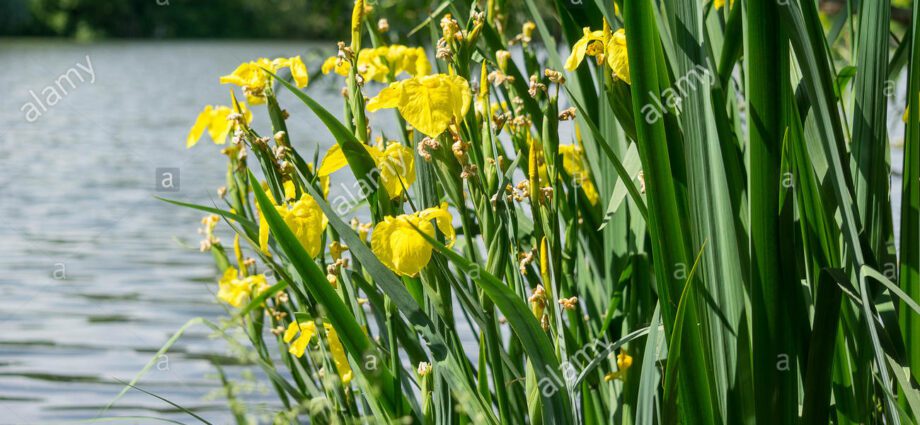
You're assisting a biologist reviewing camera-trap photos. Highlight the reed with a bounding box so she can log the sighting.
[147,0,919,423]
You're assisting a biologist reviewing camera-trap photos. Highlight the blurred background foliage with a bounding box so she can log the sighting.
[1,0,912,41]
[0,0,448,40]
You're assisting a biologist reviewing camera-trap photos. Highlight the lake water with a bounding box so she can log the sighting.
[0,40,360,424]
[0,40,908,424]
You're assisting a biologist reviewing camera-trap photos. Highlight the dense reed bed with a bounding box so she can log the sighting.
[135,0,918,423]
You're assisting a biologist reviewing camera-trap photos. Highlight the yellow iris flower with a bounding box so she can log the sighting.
[217,267,268,307]
[186,104,252,148]
[283,321,354,385]
[367,74,471,137]
[318,141,415,199]
[322,45,431,83]
[604,350,634,381]
[283,320,317,357]
[220,56,309,105]
[606,29,630,85]
[258,181,328,257]
[564,27,631,85]
[559,144,600,205]
[371,203,455,276]
[564,28,607,71]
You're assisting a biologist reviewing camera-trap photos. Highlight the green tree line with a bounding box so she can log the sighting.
[0,0,435,40]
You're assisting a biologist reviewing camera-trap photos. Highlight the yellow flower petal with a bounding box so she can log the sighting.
[377,142,416,199]
[187,103,252,148]
[389,46,431,77]
[282,322,300,343]
[285,321,317,358]
[217,267,254,307]
[242,274,269,295]
[714,0,735,10]
[564,28,606,71]
[283,321,350,385]
[282,180,298,201]
[564,40,588,71]
[359,47,392,82]
[319,142,413,199]
[219,62,256,87]
[287,56,309,88]
[559,144,599,205]
[324,324,353,385]
[324,45,429,82]
[218,267,238,285]
[258,182,326,257]
[606,29,631,85]
[523,21,536,39]
[617,350,633,370]
[371,204,454,276]
[186,105,213,148]
[220,57,307,104]
[207,108,234,145]
[322,56,350,76]
[277,195,327,258]
[367,74,471,137]
[417,202,455,246]
[371,216,430,276]
[318,144,350,177]
[366,81,403,111]
[410,47,432,76]
[258,208,270,254]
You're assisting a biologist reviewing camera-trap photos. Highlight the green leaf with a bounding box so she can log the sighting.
[157,197,258,234]
[661,239,707,419]
[412,224,576,424]
[297,180,501,425]
[623,0,717,422]
[250,171,412,422]
[746,0,800,421]
[900,0,920,388]
[104,318,206,413]
[599,141,643,229]
[801,269,844,424]
[563,85,648,221]
[571,325,650,387]
[636,304,663,425]
[235,280,288,318]
[111,379,213,425]
[851,0,894,264]
[862,266,920,316]
[887,356,920,420]
[264,68,379,199]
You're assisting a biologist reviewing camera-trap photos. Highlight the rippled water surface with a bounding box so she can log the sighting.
[0,40,355,424]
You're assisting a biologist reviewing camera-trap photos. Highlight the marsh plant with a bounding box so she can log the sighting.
[140,0,918,423]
